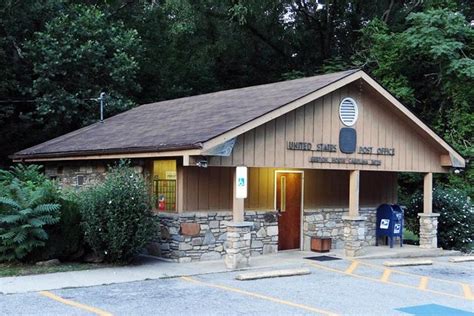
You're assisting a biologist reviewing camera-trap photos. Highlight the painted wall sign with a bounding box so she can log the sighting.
[287,141,336,152]
[309,156,382,166]
[358,146,395,156]
[235,166,248,199]
[288,141,395,156]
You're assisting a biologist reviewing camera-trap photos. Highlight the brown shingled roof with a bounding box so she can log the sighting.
[13,69,359,159]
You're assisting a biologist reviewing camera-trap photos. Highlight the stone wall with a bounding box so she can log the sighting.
[43,160,150,189]
[302,208,376,251]
[157,210,278,262]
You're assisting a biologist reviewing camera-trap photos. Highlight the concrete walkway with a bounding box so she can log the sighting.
[0,246,460,295]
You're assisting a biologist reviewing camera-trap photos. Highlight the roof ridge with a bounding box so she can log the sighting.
[137,69,360,108]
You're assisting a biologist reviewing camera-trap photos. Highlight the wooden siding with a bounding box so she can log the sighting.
[182,166,232,211]
[208,82,447,173]
[182,167,396,211]
[304,170,396,208]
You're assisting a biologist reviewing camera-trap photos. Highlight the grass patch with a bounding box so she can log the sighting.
[403,229,419,241]
[0,262,107,278]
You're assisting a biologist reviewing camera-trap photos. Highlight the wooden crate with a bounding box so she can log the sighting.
[311,237,332,252]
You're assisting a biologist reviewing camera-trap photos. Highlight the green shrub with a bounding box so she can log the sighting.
[0,164,47,185]
[0,164,59,203]
[0,179,60,261]
[0,164,84,262]
[27,197,84,262]
[406,187,473,252]
[79,161,157,263]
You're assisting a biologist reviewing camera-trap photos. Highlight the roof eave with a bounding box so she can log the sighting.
[11,144,203,162]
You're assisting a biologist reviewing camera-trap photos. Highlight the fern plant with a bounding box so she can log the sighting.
[0,179,60,261]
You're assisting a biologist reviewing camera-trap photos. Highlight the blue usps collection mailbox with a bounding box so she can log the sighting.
[376,204,404,248]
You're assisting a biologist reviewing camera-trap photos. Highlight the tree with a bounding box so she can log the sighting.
[0,0,65,167]
[356,4,473,197]
[26,4,143,133]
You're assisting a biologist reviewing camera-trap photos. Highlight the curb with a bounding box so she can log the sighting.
[383,260,433,267]
[448,256,474,263]
[235,268,311,281]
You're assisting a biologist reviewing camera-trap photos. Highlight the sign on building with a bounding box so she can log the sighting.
[235,166,247,199]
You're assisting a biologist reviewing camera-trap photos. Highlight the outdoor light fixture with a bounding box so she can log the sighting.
[196,158,208,168]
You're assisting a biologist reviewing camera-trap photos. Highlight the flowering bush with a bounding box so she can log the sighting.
[79,161,157,263]
[406,187,473,252]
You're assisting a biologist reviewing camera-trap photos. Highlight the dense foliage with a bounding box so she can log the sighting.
[0,164,83,262]
[0,0,472,197]
[406,187,473,252]
[79,161,157,263]
[357,6,473,197]
[27,197,84,262]
[0,171,61,261]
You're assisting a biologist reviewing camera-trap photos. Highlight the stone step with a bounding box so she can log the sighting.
[235,268,311,281]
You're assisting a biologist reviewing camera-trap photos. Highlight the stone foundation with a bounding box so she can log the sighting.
[302,208,376,251]
[418,213,439,249]
[157,210,278,262]
[224,222,252,269]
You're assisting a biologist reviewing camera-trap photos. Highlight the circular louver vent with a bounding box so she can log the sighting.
[339,97,358,126]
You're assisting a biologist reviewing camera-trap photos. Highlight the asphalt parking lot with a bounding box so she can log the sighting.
[1,256,472,315]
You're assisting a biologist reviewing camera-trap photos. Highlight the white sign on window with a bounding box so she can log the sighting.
[235,166,247,199]
[165,171,177,180]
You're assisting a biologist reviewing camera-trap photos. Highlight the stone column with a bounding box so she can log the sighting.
[418,172,439,249]
[342,215,366,257]
[224,221,253,269]
[418,213,439,249]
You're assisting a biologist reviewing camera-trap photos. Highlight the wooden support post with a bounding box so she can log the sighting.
[176,164,184,213]
[349,170,360,217]
[232,167,245,222]
[423,172,433,214]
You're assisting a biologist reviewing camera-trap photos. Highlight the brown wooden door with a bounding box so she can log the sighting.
[276,172,302,250]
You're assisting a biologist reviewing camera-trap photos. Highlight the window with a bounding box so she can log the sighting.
[152,160,177,212]
[76,175,84,186]
[280,176,286,212]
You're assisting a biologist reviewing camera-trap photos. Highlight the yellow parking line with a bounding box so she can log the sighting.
[305,261,472,301]
[418,277,429,290]
[380,269,392,283]
[345,261,359,274]
[462,284,474,300]
[353,259,465,286]
[39,291,113,316]
[180,276,339,316]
